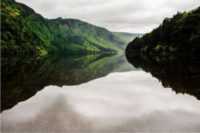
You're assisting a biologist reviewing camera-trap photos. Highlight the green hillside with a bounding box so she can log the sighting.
[1,0,135,56]
[126,7,200,57]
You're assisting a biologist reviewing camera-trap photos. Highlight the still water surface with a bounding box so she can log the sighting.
[1,54,200,132]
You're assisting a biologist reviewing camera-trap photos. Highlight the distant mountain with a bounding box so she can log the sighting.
[126,7,200,57]
[112,32,142,49]
[1,0,137,56]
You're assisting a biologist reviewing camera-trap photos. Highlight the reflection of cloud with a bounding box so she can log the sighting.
[1,71,200,132]
[16,0,200,33]
[108,110,200,132]
[2,96,92,132]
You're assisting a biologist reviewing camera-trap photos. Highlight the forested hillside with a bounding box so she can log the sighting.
[1,0,135,56]
[126,7,200,56]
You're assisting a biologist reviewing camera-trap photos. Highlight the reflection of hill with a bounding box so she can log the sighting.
[126,53,200,99]
[1,54,133,111]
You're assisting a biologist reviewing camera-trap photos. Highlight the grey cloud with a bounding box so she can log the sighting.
[16,0,200,33]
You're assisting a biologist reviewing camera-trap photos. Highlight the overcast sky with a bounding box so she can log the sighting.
[16,0,200,33]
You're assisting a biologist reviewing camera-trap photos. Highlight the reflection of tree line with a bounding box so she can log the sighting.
[1,54,128,111]
[126,53,200,100]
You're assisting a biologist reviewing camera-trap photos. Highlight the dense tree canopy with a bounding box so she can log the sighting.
[126,7,200,56]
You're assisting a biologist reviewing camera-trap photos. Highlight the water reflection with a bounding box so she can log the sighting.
[1,54,135,111]
[1,71,200,132]
[126,54,200,99]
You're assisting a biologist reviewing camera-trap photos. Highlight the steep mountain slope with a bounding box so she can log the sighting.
[126,7,200,56]
[1,0,135,56]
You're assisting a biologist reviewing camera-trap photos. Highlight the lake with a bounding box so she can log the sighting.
[1,54,200,132]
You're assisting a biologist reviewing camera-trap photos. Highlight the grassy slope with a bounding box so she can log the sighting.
[1,0,139,56]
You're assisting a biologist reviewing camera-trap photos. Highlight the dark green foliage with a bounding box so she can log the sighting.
[126,7,200,56]
[1,0,132,56]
